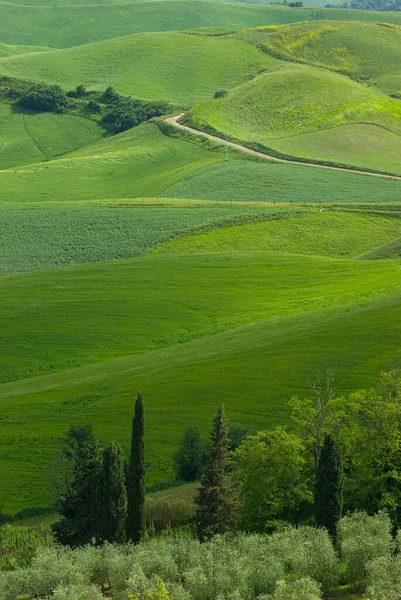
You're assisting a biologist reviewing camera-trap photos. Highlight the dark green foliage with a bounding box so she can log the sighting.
[194,405,236,540]
[102,97,169,133]
[127,393,146,543]
[52,443,103,546]
[67,84,87,98]
[315,435,343,538]
[173,425,203,482]
[18,83,69,113]
[86,99,101,113]
[100,441,127,543]
[214,90,228,99]
[228,423,249,452]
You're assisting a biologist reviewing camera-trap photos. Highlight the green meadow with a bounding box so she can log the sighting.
[3,0,401,515]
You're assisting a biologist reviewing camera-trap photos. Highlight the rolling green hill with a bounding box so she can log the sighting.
[0,102,106,169]
[0,41,51,57]
[0,203,294,275]
[186,64,401,173]
[2,1,401,49]
[0,31,279,105]
[1,242,401,510]
[151,211,401,258]
[254,20,401,97]
[162,159,401,203]
[0,123,223,202]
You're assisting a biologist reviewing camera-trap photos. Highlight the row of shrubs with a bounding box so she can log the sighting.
[0,77,170,133]
[1,511,401,600]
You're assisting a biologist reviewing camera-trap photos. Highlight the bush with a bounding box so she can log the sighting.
[338,511,394,587]
[267,526,338,592]
[86,99,102,113]
[0,524,54,570]
[145,497,195,531]
[366,555,401,600]
[214,90,228,99]
[50,583,103,600]
[270,578,322,600]
[102,98,169,133]
[19,83,69,113]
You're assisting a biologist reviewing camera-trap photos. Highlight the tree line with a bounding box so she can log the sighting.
[0,77,170,133]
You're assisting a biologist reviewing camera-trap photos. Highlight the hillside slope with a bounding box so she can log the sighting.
[186,64,401,173]
[254,20,401,97]
[0,32,279,105]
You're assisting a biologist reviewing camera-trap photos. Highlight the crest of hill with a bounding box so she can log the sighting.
[2,1,401,49]
[0,41,51,57]
[186,63,401,173]
[187,64,401,138]
[245,20,401,97]
[0,31,279,105]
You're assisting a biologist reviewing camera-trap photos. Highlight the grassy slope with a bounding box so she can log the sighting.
[0,123,223,202]
[257,20,401,96]
[187,64,401,173]
[272,124,401,175]
[162,158,401,204]
[0,42,51,56]
[360,236,401,260]
[0,203,297,275]
[151,212,401,258]
[2,1,401,48]
[7,235,394,384]
[0,32,278,105]
[0,102,106,169]
[0,2,336,48]
[1,251,401,510]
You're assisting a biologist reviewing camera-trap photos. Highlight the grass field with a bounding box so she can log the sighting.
[0,203,296,275]
[186,63,401,173]
[0,102,106,169]
[0,123,224,203]
[151,211,401,258]
[1,244,401,510]
[256,20,401,96]
[162,159,401,203]
[0,32,279,105]
[3,1,401,49]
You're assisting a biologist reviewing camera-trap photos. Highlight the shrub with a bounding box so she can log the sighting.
[0,524,54,570]
[269,578,321,600]
[338,511,394,587]
[214,90,228,99]
[86,99,102,113]
[366,555,401,600]
[145,496,195,531]
[267,526,338,592]
[19,83,68,113]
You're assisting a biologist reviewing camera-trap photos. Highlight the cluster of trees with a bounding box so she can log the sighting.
[0,78,170,133]
[174,367,401,540]
[52,394,145,546]
[324,0,401,9]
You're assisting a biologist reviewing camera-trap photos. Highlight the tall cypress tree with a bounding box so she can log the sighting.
[194,405,236,540]
[100,441,128,543]
[315,434,343,538]
[127,392,145,543]
[53,442,103,546]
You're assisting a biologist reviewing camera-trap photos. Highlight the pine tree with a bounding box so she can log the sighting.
[127,392,146,543]
[194,405,236,540]
[100,441,127,543]
[52,441,103,546]
[315,434,343,538]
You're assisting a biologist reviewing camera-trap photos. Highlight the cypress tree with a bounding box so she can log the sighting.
[315,434,343,538]
[194,405,236,540]
[100,441,127,543]
[173,425,203,482]
[127,392,146,543]
[53,442,103,546]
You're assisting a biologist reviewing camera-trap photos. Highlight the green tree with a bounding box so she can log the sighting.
[234,427,313,531]
[52,442,103,546]
[173,425,203,482]
[194,405,236,539]
[127,392,146,543]
[100,441,127,543]
[315,434,343,538]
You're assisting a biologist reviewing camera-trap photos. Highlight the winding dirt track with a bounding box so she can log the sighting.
[166,115,401,182]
